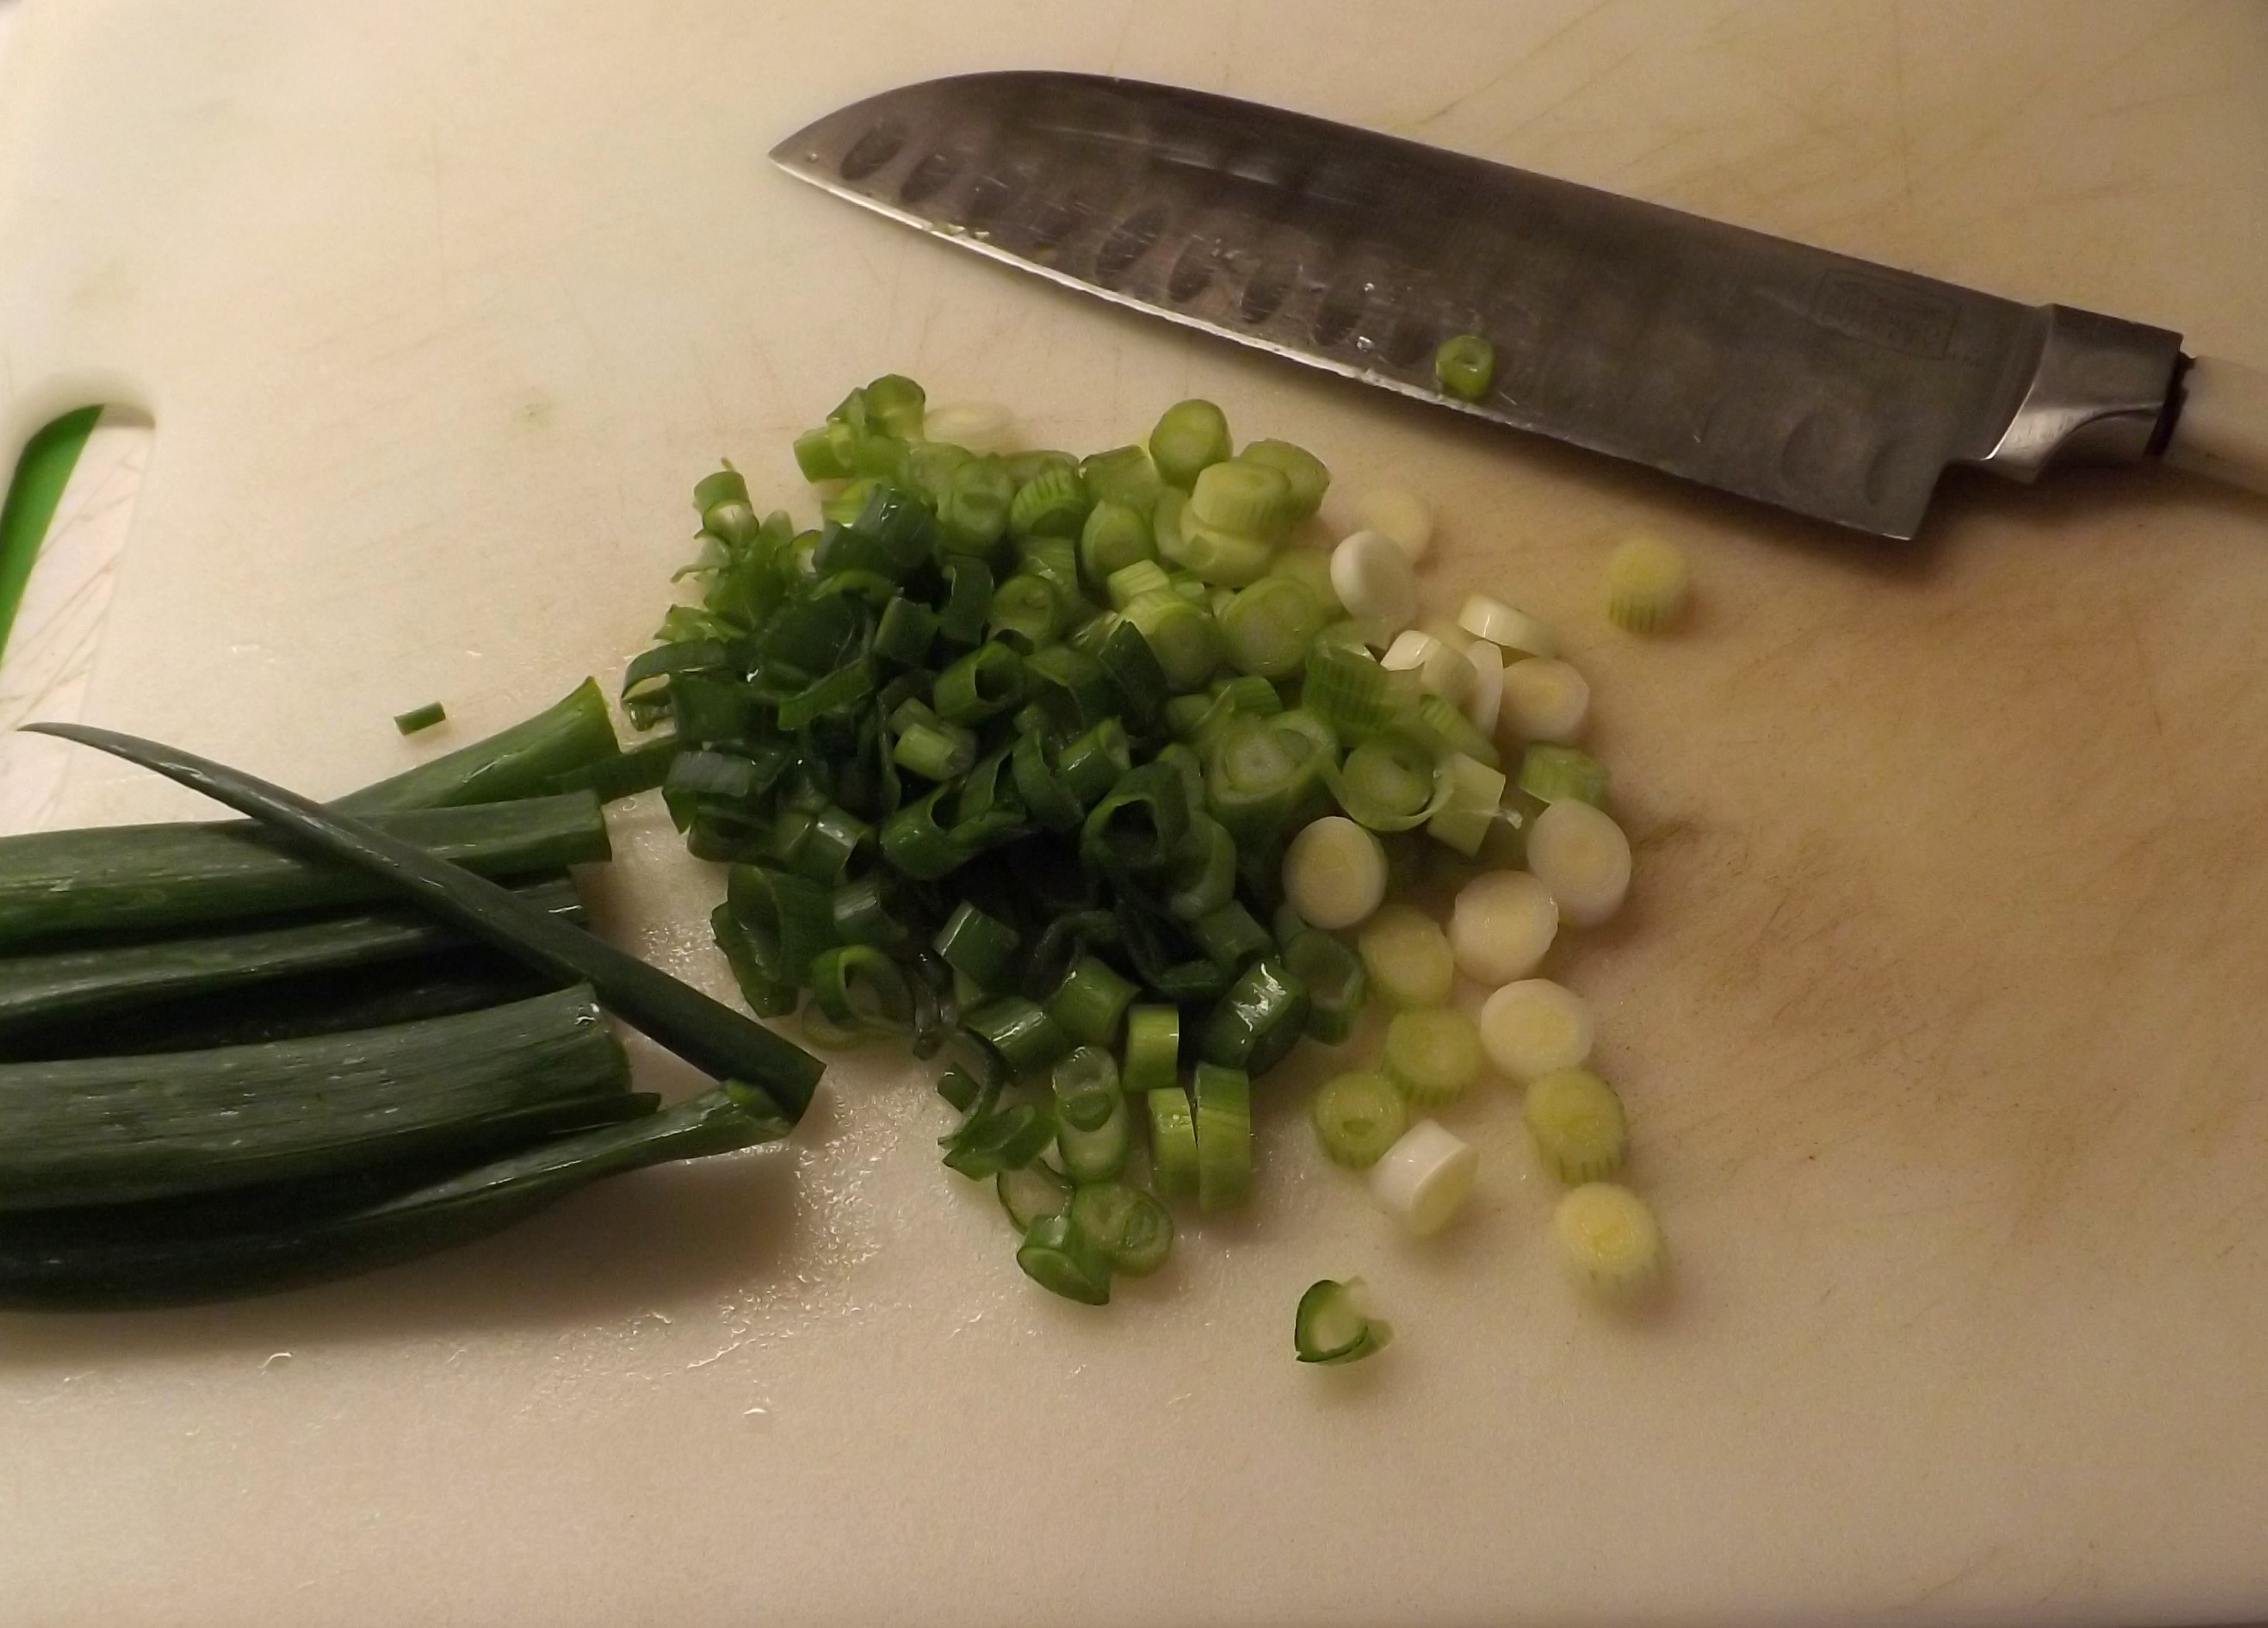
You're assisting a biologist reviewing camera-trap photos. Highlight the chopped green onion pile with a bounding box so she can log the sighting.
[632,375,1670,1326]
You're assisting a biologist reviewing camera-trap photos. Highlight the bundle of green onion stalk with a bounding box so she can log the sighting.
[0,684,806,1310]
[629,376,1648,1309]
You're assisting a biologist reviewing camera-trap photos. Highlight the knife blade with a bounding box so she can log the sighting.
[770,72,2268,539]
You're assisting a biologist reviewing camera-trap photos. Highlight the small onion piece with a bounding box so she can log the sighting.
[1478,979,1594,1080]
[1448,869,1557,984]
[1553,1183,1664,1299]
[1330,530,1420,648]
[1368,1118,1478,1237]
[1526,800,1632,928]
[1357,903,1457,1009]
[1457,594,1556,658]
[1351,485,1434,563]
[1501,657,1590,743]
[1464,638,1504,735]
[1283,814,1389,930]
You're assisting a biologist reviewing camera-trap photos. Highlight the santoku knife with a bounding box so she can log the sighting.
[771,72,2267,539]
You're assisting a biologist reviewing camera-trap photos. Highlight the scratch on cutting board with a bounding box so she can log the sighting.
[1407,0,1614,133]
[1903,1543,2009,1609]
[1888,0,1913,213]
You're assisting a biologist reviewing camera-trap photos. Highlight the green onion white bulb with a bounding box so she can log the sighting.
[1331,529,1420,647]
[1478,978,1594,1080]
[1283,814,1388,930]
[1448,869,1558,984]
[1457,593,1557,657]
[1526,800,1631,928]
[1553,1183,1663,1298]
[1350,485,1434,563]
[1368,1118,1478,1236]
[1501,657,1590,742]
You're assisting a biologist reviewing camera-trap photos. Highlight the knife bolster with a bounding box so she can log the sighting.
[1973,305,2184,483]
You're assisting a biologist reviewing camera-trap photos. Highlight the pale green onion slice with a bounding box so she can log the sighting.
[1146,1085,1199,1203]
[1190,457,1297,538]
[1457,593,1556,657]
[1220,575,1325,680]
[1523,1067,1627,1184]
[1294,1277,1394,1364]
[1501,657,1590,742]
[1463,637,1504,735]
[1380,629,1476,709]
[1516,743,1608,808]
[1553,1183,1663,1298]
[1368,1118,1477,1236]
[1434,333,1496,401]
[1267,544,1343,619]
[1161,514,1275,588]
[1351,486,1434,564]
[1070,1181,1175,1275]
[1016,1212,1112,1304]
[1150,398,1233,489]
[1308,1070,1408,1169]
[1357,903,1455,1009]
[1328,735,1445,832]
[1330,530,1419,647]
[1192,1062,1253,1210]
[1283,815,1388,930]
[1424,752,1507,857]
[1605,533,1689,633]
[1123,1005,1181,1095]
[997,1159,1074,1231]
[1238,439,1331,523]
[1478,978,1594,1081]
[1448,869,1557,984]
[1526,799,1632,928]
[1381,1007,1485,1108]
[1107,558,1175,612]
[923,400,1016,455]
[1123,589,1223,691]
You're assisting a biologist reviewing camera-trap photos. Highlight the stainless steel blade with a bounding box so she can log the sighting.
[770,72,2183,539]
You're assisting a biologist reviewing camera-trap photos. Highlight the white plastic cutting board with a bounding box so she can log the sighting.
[5,4,2268,1625]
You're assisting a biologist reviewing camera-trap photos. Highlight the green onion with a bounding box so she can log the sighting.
[1192,900,1271,968]
[1381,1006,1484,1107]
[392,701,447,736]
[1121,588,1222,692]
[1413,693,1501,770]
[1123,1004,1182,1095]
[939,457,1014,551]
[810,944,915,1033]
[1015,1211,1112,1304]
[27,725,827,1121]
[1220,575,1325,680]
[1096,619,1169,729]
[937,557,994,647]
[1328,734,1445,832]
[1553,1183,1665,1299]
[1079,499,1155,586]
[1368,1118,1478,1236]
[988,572,1063,647]
[1189,457,1296,539]
[1478,978,1594,1081]
[1517,743,1608,808]
[1008,462,1090,541]
[1047,954,1138,1046]
[932,642,1026,725]
[1157,510,1275,588]
[1434,333,1496,401]
[1303,641,1417,741]
[1523,1067,1628,1184]
[1356,903,1455,1009]
[1052,1048,1131,1183]
[1069,1181,1174,1275]
[1237,440,1329,522]
[894,718,978,782]
[1281,814,1387,931]
[1501,657,1590,742]
[1166,814,1237,921]
[964,995,1072,1078]
[1200,957,1309,1073]
[1107,558,1174,612]
[1192,1062,1253,1210]
[1294,1277,1393,1364]
[1424,753,1508,856]
[1526,799,1632,928]
[828,873,908,948]
[1148,398,1232,489]
[1267,546,1342,619]
[1605,533,1690,633]
[1145,1086,1199,1203]
[943,1101,1056,1179]
[342,677,620,813]
[1330,529,1420,647]
[1308,1070,1407,1169]
[1448,868,1558,985]
[1079,443,1165,510]
[997,1159,1073,1231]
[1281,927,1366,1045]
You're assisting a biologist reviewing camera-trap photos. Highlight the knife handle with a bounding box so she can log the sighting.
[2164,356,2268,497]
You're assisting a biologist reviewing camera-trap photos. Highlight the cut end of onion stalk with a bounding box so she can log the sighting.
[1478,979,1594,1081]
[1369,1118,1478,1237]
[1349,486,1434,563]
[1294,1276,1394,1364]
[1500,657,1589,743]
[1448,869,1557,985]
[1553,1183,1664,1299]
[1457,593,1555,659]
[1523,1067,1627,1185]
[1526,800,1632,929]
[1283,815,1388,931]
[1356,903,1456,1009]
